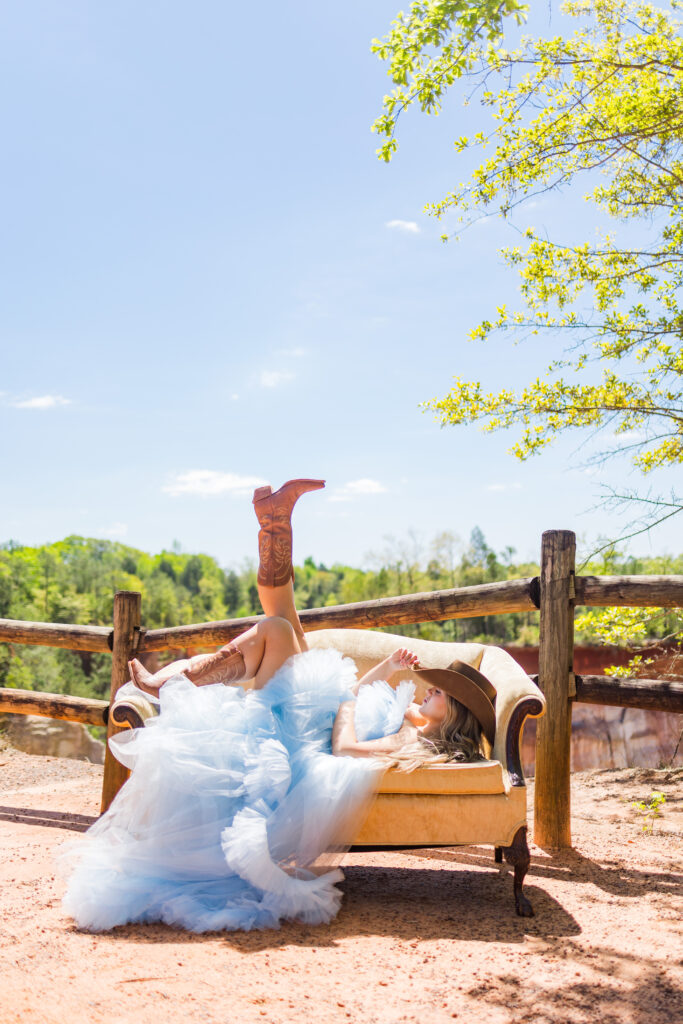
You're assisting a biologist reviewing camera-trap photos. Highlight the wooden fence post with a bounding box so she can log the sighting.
[534,530,575,849]
[101,590,141,814]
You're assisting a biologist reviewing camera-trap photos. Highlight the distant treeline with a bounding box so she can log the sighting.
[1,529,682,701]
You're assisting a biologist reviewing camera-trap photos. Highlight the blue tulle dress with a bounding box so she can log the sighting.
[59,648,415,933]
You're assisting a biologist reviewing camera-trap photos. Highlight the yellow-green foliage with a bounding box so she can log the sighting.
[574,549,683,672]
[632,790,666,832]
[373,1,683,487]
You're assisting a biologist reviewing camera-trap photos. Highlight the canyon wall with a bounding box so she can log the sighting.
[506,646,683,774]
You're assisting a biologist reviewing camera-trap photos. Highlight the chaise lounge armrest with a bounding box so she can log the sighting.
[110,688,158,730]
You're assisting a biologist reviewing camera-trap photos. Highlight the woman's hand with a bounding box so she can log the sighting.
[384,648,421,675]
[352,647,421,694]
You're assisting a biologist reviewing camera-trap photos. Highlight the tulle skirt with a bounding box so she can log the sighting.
[59,648,413,933]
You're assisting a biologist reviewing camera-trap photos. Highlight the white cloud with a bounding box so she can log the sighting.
[329,478,388,502]
[347,479,387,495]
[12,394,71,409]
[164,470,268,498]
[486,482,522,492]
[277,347,306,358]
[260,370,295,389]
[385,219,420,234]
[230,393,240,401]
[611,430,646,444]
[98,522,128,539]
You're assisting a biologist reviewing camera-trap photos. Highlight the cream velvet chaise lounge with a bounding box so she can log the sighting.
[112,629,545,917]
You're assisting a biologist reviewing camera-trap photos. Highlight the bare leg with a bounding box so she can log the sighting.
[128,477,321,695]
[258,579,308,652]
[129,616,300,695]
[248,616,301,689]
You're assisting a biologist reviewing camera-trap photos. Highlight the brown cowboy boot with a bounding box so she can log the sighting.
[183,644,246,686]
[128,643,246,693]
[253,478,325,587]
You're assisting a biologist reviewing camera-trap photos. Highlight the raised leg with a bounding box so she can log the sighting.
[128,616,300,695]
[129,643,245,694]
[501,826,533,917]
[258,578,308,652]
[127,478,324,697]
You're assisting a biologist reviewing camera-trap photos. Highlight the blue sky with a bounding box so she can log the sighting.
[1,1,679,571]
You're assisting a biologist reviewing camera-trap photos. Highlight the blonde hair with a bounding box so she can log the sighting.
[430,694,485,762]
[381,694,486,773]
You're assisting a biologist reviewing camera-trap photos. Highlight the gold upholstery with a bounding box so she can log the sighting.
[377,760,507,796]
[355,789,527,848]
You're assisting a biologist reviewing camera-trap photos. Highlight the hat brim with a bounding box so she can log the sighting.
[415,665,496,746]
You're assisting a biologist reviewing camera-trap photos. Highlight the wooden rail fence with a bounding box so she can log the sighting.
[0,531,681,843]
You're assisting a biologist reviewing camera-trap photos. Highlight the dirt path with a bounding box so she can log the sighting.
[1,740,681,1024]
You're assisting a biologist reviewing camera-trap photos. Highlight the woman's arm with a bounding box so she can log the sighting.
[332,700,419,758]
[350,648,420,696]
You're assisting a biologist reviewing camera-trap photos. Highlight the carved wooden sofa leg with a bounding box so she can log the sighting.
[494,846,503,863]
[501,825,533,917]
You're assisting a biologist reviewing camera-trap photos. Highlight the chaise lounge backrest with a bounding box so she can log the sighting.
[303,628,544,776]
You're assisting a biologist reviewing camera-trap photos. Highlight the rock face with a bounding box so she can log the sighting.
[0,714,105,765]
[521,706,682,777]
[505,645,683,774]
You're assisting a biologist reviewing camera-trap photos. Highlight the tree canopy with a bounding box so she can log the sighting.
[372,0,683,537]
[2,534,682,699]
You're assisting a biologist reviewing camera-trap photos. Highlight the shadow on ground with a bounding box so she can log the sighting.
[68,858,579,949]
[465,941,683,1024]
[404,845,683,901]
[0,804,96,832]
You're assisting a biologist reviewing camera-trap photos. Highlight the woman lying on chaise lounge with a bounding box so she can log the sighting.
[61,479,495,933]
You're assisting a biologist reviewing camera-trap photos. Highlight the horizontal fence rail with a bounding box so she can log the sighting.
[530,673,683,714]
[139,578,539,651]
[0,618,112,652]
[574,674,683,714]
[0,687,109,726]
[2,575,682,657]
[576,575,683,608]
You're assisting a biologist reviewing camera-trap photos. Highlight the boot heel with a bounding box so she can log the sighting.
[253,485,272,503]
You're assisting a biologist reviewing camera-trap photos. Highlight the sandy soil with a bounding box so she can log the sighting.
[1,738,681,1024]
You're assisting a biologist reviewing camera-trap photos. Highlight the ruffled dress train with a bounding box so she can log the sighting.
[59,648,414,933]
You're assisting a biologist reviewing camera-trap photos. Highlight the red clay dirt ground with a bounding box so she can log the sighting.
[0,739,681,1024]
